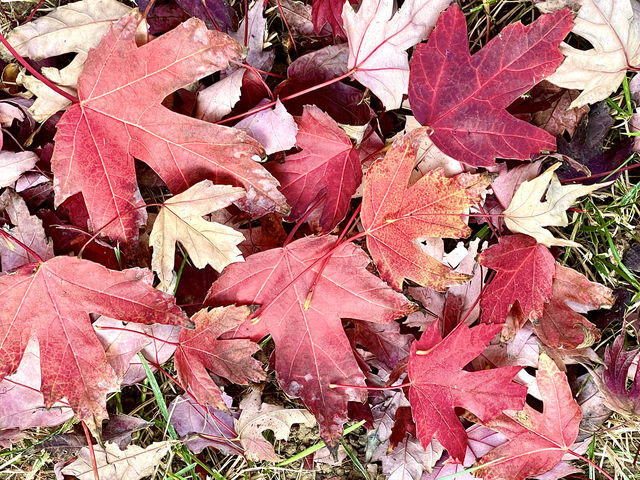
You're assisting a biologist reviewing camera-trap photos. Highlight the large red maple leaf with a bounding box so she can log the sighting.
[361,129,489,291]
[474,353,582,480]
[268,105,361,233]
[408,322,526,461]
[408,5,573,166]
[52,12,287,242]
[175,306,265,409]
[0,257,189,431]
[478,234,555,326]
[205,235,413,445]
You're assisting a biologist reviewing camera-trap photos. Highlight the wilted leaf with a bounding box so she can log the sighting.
[61,441,170,480]
[236,387,316,461]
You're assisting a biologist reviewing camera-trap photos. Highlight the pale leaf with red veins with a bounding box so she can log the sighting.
[0,151,38,188]
[52,12,286,242]
[0,189,54,272]
[0,257,189,431]
[408,322,526,461]
[235,99,298,155]
[361,130,489,291]
[478,234,556,326]
[175,306,265,409]
[474,354,582,480]
[269,105,360,233]
[409,5,573,166]
[206,235,413,445]
[342,0,453,109]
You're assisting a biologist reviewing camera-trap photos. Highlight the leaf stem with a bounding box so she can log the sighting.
[81,420,100,480]
[283,192,327,247]
[567,449,614,480]
[0,32,79,104]
[329,381,412,390]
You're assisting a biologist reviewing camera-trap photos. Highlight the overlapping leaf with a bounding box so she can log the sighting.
[52,12,287,242]
[409,5,573,166]
[0,257,189,431]
[206,235,413,445]
[361,129,489,291]
[408,322,526,461]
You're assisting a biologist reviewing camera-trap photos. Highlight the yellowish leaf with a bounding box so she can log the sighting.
[150,180,245,291]
[502,163,611,247]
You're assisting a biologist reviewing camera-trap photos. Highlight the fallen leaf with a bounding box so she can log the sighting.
[206,235,413,445]
[0,188,54,271]
[94,317,152,381]
[361,129,489,291]
[478,234,556,326]
[546,0,640,108]
[149,180,245,292]
[3,0,132,121]
[0,151,38,188]
[474,353,582,480]
[408,322,526,461]
[423,424,508,480]
[0,337,74,436]
[383,436,444,480]
[52,12,286,242]
[557,101,634,182]
[0,257,189,431]
[175,306,265,410]
[503,163,611,247]
[343,0,453,109]
[235,99,298,155]
[592,333,640,416]
[230,1,274,72]
[169,394,239,455]
[140,0,238,32]
[61,441,170,480]
[312,0,352,38]
[536,263,612,348]
[196,69,245,123]
[236,387,316,461]
[269,105,361,233]
[351,320,413,370]
[409,5,572,166]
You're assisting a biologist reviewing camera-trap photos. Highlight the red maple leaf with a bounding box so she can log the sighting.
[311,0,353,39]
[408,5,573,166]
[52,12,287,242]
[361,130,489,291]
[0,257,189,431]
[268,105,361,233]
[478,234,556,325]
[408,322,526,461]
[475,353,582,480]
[535,263,612,349]
[175,306,265,409]
[205,235,413,445]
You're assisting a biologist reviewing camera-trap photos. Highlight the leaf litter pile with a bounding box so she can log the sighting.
[1,0,640,478]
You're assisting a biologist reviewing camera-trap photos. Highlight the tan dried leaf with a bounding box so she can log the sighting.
[150,180,245,291]
[503,163,611,247]
[5,0,131,120]
[236,388,316,461]
[61,441,170,480]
